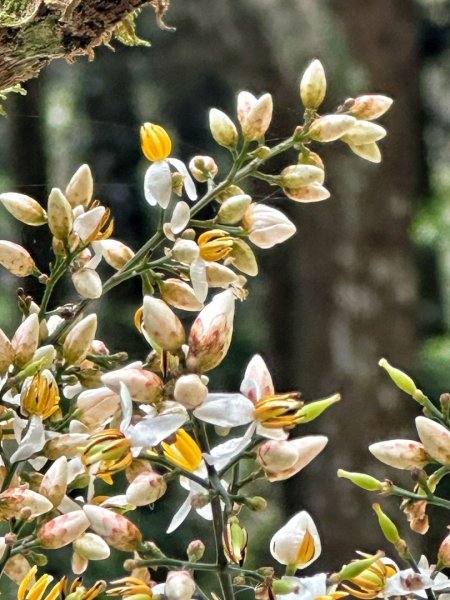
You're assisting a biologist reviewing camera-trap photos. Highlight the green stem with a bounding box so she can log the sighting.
[390,485,450,510]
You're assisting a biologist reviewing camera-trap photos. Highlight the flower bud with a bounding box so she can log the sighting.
[0,486,53,520]
[37,511,90,549]
[237,92,273,141]
[165,570,196,600]
[143,296,186,352]
[96,239,134,270]
[415,416,450,465]
[308,115,356,142]
[438,531,450,568]
[205,263,238,288]
[72,268,102,299]
[378,358,417,396]
[217,194,252,225]
[280,164,324,188]
[141,122,172,161]
[369,440,429,470]
[337,469,383,491]
[43,432,88,460]
[12,313,39,367]
[73,532,110,562]
[187,540,205,562]
[189,156,218,182]
[243,203,296,249]
[0,329,13,375]
[126,471,167,506]
[228,238,258,276]
[257,435,328,481]
[47,188,73,240]
[39,456,68,507]
[102,367,163,404]
[346,141,381,163]
[242,496,267,511]
[283,183,330,203]
[341,121,386,145]
[187,290,235,372]
[0,192,47,226]
[300,59,327,109]
[76,387,120,428]
[373,503,402,545]
[65,164,94,208]
[31,344,56,369]
[224,517,248,565]
[83,505,142,551]
[0,241,37,277]
[270,511,321,569]
[63,314,98,364]
[209,108,238,149]
[348,95,393,120]
[160,279,203,311]
[172,239,200,264]
[298,150,325,170]
[174,374,208,409]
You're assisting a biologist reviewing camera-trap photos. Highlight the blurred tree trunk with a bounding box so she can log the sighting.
[271,0,423,562]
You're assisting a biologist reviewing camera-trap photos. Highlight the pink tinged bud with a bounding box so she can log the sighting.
[83,505,142,551]
[47,188,73,240]
[369,440,429,470]
[283,183,330,203]
[218,194,252,225]
[65,164,94,208]
[0,329,13,375]
[143,296,186,352]
[97,239,134,270]
[174,374,208,409]
[280,165,324,188]
[4,555,31,585]
[349,95,393,120]
[0,486,53,520]
[76,387,120,428]
[165,570,196,600]
[346,141,381,163]
[270,510,321,569]
[43,432,89,460]
[37,510,90,549]
[102,367,163,404]
[438,532,450,567]
[300,59,327,109]
[187,290,235,372]
[0,192,47,226]
[341,121,387,145]
[308,115,356,142]
[237,91,273,141]
[187,540,205,562]
[415,416,450,465]
[206,263,238,288]
[0,241,37,277]
[257,436,328,481]
[209,108,238,149]
[160,279,203,312]
[73,206,105,242]
[126,471,167,506]
[12,313,39,368]
[39,456,68,507]
[243,203,296,249]
[72,268,102,299]
[63,314,98,364]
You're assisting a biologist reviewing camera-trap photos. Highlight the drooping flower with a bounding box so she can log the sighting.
[141,123,197,208]
[270,511,321,570]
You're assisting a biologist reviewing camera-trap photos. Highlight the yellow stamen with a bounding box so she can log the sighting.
[86,202,114,243]
[341,558,398,600]
[254,392,303,429]
[82,429,132,483]
[134,306,144,333]
[162,429,202,472]
[296,529,315,566]
[107,576,153,597]
[21,373,60,421]
[18,566,38,600]
[141,123,172,162]
[198,229,234,262]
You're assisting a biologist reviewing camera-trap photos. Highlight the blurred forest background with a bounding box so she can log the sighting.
[1,0,450,585]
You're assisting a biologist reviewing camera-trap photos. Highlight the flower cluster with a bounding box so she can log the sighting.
[0,60,398,599]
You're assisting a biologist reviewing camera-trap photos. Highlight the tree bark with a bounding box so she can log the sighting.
[0,0,151,91]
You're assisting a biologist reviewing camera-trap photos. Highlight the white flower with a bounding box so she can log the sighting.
[275,573,328,600]
[270,511,321,570]
[144,158,197,209]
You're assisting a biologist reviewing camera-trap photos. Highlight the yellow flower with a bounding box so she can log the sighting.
[141,123,172,162]
[341,556,398,599]
[21,371,60,421]
[254,392,303,429]
[107,576,153,598]
[82,429,132,484]
[198,229,234,262]
[18,566,106,600]
[162,429,202,472]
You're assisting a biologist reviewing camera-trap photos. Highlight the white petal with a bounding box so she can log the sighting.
[171,201,190,234]
[119,382,133,432]
[73,207,105,242]
[193,393,255,427]
[385,570,434,596]
[205,430,254,470]
[144,162,172,208]
[168,158,198,201]
[129,413,187,447]
[190,257,208,303]
[256,424,289,440]
[10,415,45,463]
[167,494,192,533]
[243,354,274,399]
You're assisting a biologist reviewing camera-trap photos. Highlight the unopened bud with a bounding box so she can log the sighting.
[237,92,273,141]
[308,115,356,142]
[172,239,200,264]
[378,358,417,396]
[415,416,450,465]
[348,95,393,120]
[73,532,110,561]
[272,579,298,595]
[298,150,325,170]
[0,329,13,375]
[143,296,186,352]
[189,156,218,182]
[242,496,267,511]
[63,314,98,364]
[342,121,386,145]
[206,263,238,288]
[160,279,203,312]
[102,367,163,404]
[72,268,102,299]
[0,192,47,226]
[438,531,450,568]
[96,239,134,270]
[39,456,68,507]
[83,505,142,551]
[300,59,327,109]
[346,141,381,163]
[0,241,37,277]
[337,469,383,491]
[37,511,90,548]
[257,436,328,481]
[174,374,208,409]
[187,540,205,562]
[283,183,330,203]
[369,440,429,470]
[165,570,196,600]
[280,164,324,188]
[228,238,258,276]
[65,164,94,208]
[218,194,252,225]
[12,313,39,368]
[47,188,73,240]
[126,471,167,506]
[209,108,238,149]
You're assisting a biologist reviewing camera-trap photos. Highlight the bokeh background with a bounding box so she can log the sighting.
[1,0,450,589]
